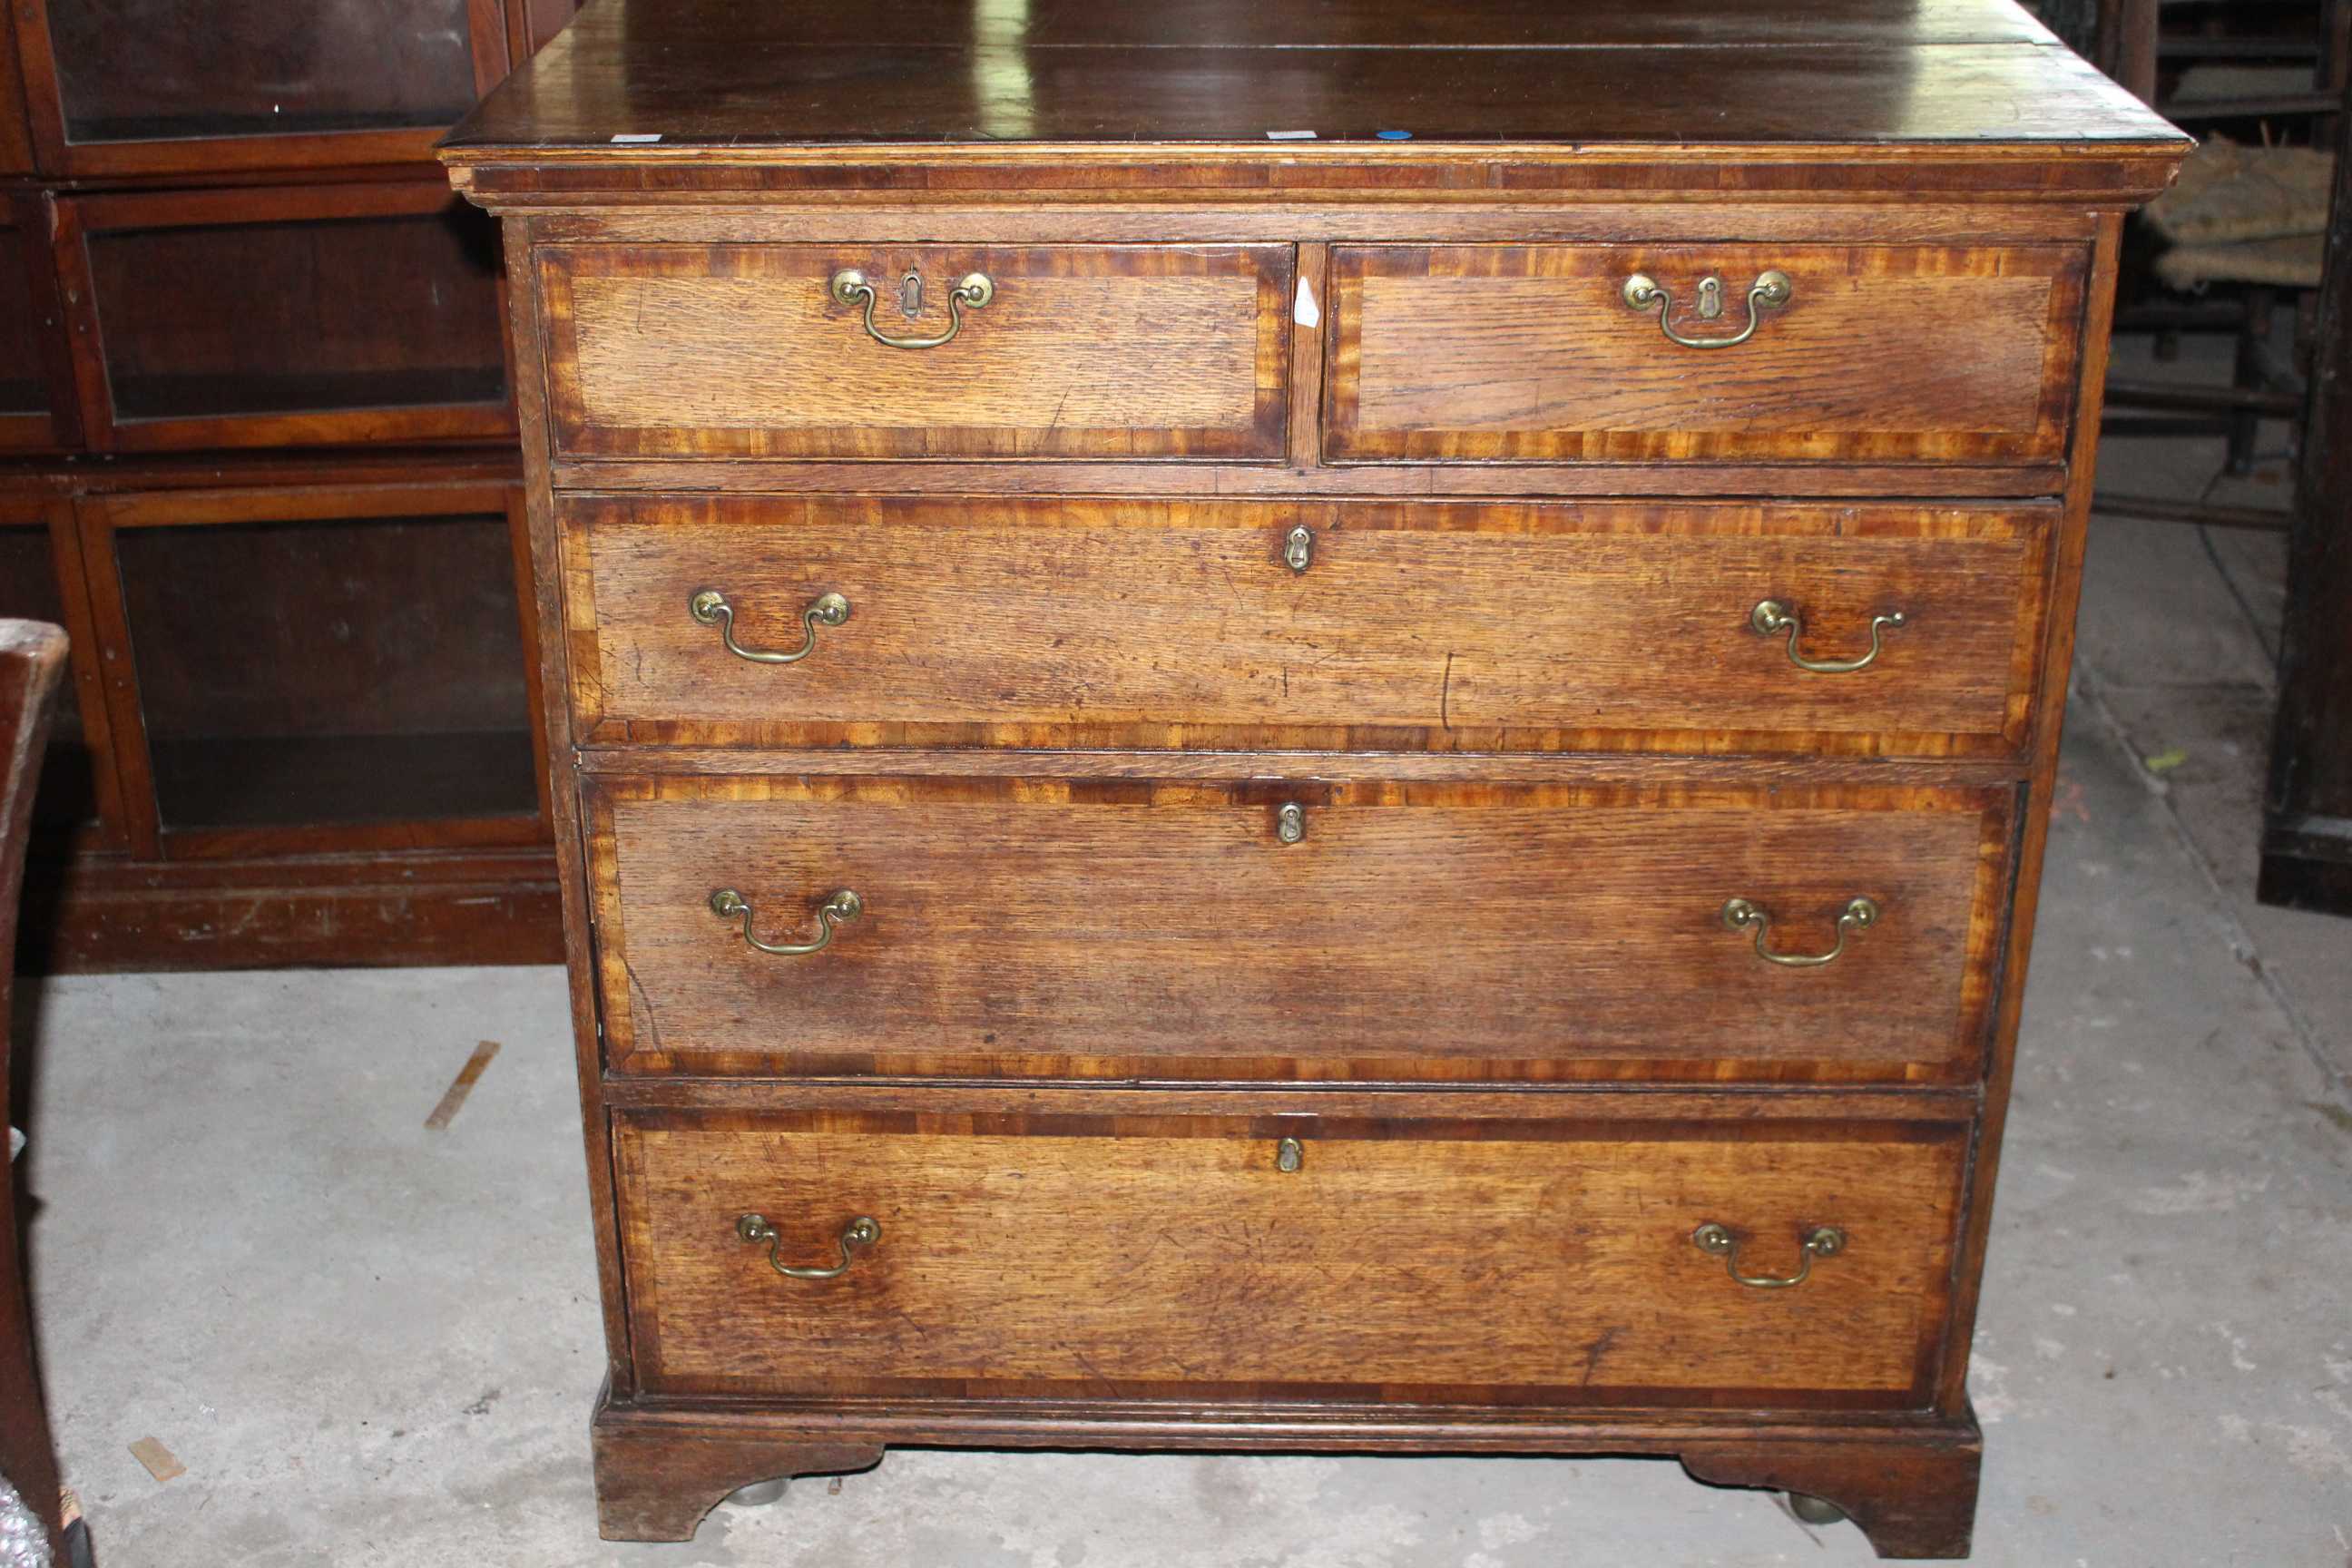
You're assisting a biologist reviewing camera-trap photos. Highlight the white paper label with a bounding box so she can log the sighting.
[1265,129,1318,141]
[610,132,663,143]
[1294,277,1320,328]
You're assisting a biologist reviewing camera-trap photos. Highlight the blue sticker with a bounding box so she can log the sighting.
[1376,129,1413,141]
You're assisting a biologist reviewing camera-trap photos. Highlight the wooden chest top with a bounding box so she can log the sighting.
[440,0,2187,201]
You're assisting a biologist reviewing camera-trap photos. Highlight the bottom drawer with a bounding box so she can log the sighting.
[615,1101,1968,1408]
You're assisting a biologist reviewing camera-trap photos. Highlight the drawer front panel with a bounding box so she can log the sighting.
[590,777,2013,1083]
[562,495,2054,758]
[539,244,1293,460]
[1326,243,2086,463]
[615,1106,1967,1406]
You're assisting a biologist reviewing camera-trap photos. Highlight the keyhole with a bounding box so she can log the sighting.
[1697,276,1724,320]
[898,270,924,318]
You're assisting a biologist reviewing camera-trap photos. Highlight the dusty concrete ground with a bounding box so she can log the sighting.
[11,336,2351,1565]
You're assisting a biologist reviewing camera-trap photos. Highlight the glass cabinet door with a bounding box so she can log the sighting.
[61,184,513,451]
[11,0,508,176]
[0,10,33,173]
[0,199,70,451]
[92,482,543,856]
[0,505,114,845]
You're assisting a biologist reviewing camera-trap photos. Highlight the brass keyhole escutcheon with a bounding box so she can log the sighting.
[1284,525,1314,574]
[898,270,924,318]
[1697,275,1724,319]
[1276,1137,1304,1172]
[1276,802,1306,844]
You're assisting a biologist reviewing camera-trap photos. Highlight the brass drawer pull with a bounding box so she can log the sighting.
[690,589,848,665]
[1750,598,1906,673]
[1622,269,1792,348]
[1692,1223,1845,1289]
[710,887,863,956]
[737,1213,881,1279]
[1720,896,1878,967]
[831,267,994,349]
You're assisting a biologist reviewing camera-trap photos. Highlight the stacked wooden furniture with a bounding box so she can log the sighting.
[442,1,2187,1557]
[0,0,577,972]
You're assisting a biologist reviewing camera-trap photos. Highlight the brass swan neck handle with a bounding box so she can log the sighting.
[1622,269,1793,348]
[710,887,863,956]
[690,589,849,665]
[831,268,994,349]
[1750,599,1906,674]
[1692,1223,1846,1289]
[1720,896,1879,967]
[737,1214,881,1279]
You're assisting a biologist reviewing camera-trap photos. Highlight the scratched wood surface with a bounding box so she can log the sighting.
[588,776,2014,1083]
[615,1107,1966,1404]
[1327,244,2087,463]
[563,495,2053,757]
[540,243,1292,459]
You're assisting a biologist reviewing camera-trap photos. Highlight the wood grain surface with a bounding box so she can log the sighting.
[614,1106,1966,1405]
[589,776,2014,1083]
[1327,244,2087,463]
[540,244,1291,459]
[438,0,2185,169]
[563,495,2053,758]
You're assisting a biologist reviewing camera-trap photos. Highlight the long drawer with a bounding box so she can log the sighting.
[538,243,1294,460]
[1325,242,2088,464]
[613,1102,1969,1406]
[586,775,2014,1083]
[559,495,2056,758]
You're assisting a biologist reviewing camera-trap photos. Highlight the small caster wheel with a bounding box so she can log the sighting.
[1788,1493,1847,1526]
[726,1477,789,1508]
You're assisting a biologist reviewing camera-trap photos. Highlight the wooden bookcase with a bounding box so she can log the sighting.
[1,0,578,970]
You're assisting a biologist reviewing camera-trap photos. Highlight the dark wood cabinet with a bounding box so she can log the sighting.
[2,0,581,971]
[55,183,513,451]
[9,0,511,176]
[80,478,544,859]
[0,194,73,452]
[0,498,119,850]
[0,10,33,174]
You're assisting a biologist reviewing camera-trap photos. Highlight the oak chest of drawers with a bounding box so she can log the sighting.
[441,3,2187,1557]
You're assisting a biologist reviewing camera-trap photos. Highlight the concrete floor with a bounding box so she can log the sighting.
[13,346,2352,1564]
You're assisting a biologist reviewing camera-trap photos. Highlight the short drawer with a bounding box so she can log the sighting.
[1325,243,2087,464]
[587,776,2014,1084]
[537,244,1293,460]
[560,495,2055,758]
[614,1102,1968,1406]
